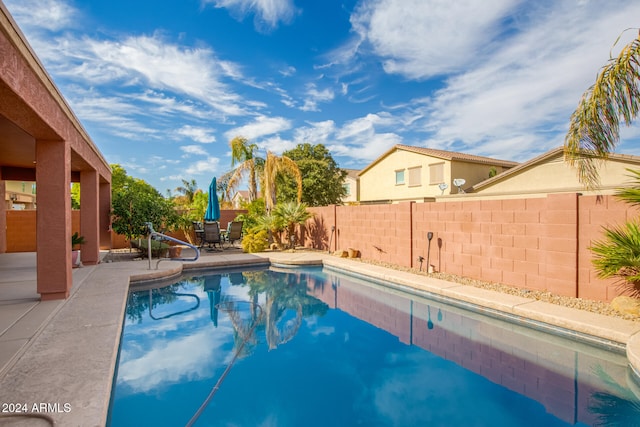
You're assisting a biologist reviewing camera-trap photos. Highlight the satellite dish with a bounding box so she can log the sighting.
[438,183,448,195]
[453,178,466,193]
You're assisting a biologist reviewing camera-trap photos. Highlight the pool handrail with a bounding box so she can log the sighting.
[145,222,200,269]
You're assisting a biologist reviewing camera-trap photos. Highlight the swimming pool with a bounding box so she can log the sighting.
[108,266,640,426]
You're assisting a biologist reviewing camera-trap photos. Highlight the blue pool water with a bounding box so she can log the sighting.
[108,266,640,426]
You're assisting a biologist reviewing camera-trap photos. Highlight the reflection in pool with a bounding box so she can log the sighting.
[108,266,640,426]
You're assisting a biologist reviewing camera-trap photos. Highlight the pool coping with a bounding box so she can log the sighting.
[0,251,638,426]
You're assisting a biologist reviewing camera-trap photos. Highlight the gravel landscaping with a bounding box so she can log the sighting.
[358,258,640,322]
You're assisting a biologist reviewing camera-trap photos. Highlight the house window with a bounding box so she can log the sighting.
[408,166,421,187]
[429,163,444,184]
[343,183,351,195]
[395,169,405,185]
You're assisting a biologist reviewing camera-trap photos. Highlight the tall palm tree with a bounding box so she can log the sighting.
[175,178,198,204]
[263,151,302,212]
[228,136,263,202]
[565,31,640,189]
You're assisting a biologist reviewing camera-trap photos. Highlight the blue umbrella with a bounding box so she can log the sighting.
[204,177,220,221]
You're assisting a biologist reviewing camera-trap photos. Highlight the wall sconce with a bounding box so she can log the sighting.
[9,193,17,201]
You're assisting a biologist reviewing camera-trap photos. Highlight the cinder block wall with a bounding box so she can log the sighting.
[6,210,81,252]
[5,209,246,251]
[305,193,639,302]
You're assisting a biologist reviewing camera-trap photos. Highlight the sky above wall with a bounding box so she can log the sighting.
[4,0,640,193]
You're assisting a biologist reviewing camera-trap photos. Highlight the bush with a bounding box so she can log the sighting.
[241,230,269,253]
[131,238,171,257]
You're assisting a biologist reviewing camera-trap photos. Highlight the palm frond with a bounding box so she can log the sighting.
[263,152,303,211]
[616,168,640,206]
[565,31,640,189]
[590,220,640,296]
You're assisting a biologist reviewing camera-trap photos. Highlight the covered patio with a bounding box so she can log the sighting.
[0,2,111,300]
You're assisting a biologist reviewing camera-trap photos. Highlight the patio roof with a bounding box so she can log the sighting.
[0,1,111,299]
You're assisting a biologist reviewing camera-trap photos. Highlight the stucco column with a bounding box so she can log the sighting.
[80,169,99,265]
[99,180,111,250]
[0,178,6,253]
[36,139,72,300]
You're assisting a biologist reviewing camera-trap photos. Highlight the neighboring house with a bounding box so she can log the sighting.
[4,180,36,209]
[342,169,359,203]
[358,144,518,203]
[470,147,640,196]
[231,190,261,208]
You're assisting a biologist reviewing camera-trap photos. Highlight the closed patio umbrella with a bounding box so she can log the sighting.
[204,177,220,222]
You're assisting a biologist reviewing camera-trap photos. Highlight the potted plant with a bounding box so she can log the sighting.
[71,232,85,268]
[168,245,183,258]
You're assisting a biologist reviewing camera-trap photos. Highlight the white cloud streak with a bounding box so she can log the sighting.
[177,125,217,143]
[352,0,519,78]
[342,0,640,161]
[224,115,292,141]
[203,0,299,31]
[4,0,76,32]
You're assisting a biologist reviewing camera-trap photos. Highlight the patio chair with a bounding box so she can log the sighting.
[202,221,223,251]
[193,221,204,247]
[226,221,244,247]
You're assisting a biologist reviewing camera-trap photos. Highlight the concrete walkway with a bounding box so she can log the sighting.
[0,248,639,426]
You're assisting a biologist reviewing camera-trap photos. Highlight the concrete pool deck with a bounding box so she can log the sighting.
[0,248,639,425]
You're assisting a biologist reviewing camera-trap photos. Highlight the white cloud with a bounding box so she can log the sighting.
[415,1,640,158]
[184,156,221,176]
[204,0,299,31]
[351,0,518,79]
[336,113,396,140]
[180,145,209,156]
[300,84,335,112]
[177,125,217,143]
[224,115,292,141]
[4,0,76,32]
[257,135,297,154]
[335,0,640,162]
[293,120,336,145]
[9,18,251,118]
[330,132,401,162]
[85,35,247,115]
[279,65,296,77]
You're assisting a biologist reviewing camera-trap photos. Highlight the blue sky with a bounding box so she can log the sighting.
[4,0,640,193]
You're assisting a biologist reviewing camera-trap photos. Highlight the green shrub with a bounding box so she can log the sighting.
[241,229,269,253]
[131,238,170,257]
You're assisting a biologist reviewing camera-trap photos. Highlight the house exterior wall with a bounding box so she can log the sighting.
[473,153,637,195]
[342,175,358,203]
[303,193,632,302]
[4,180,36,209]
[450,162,506,193]
[359,150,454,201]
[359,149,514,202]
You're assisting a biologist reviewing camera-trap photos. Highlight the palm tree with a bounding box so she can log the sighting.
[227,136,263,202]
[272,201,313,249]
[590,169,640,296]
[565,31,640,296]
[175,179,198,204]
[263,151,302,212]
[564,30,640,189]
